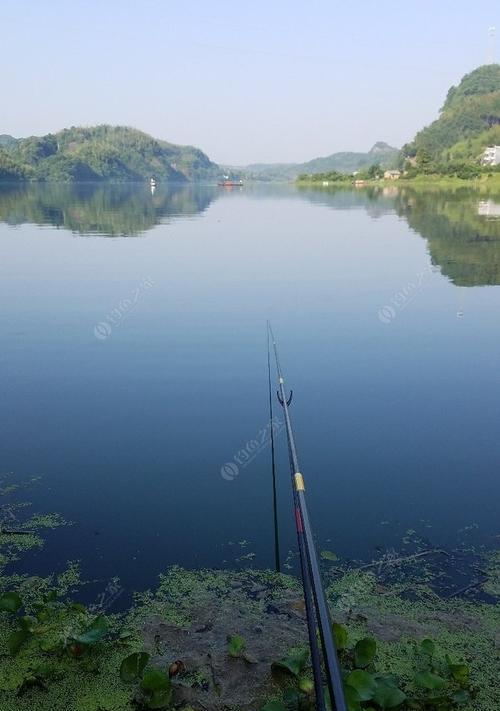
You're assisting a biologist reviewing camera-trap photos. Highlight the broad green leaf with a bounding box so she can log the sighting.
[74,615,108,644]
[141,669,171,692]
[120,652,150,683]
[346,670,377,701]
[448,662,469,684]
[141,669,172,709]
[414,671,446,690]
[146,689,172,709]
[354,637,377,668]
[320,550,338,561]
[227,634,246,657]
[332,622,348,650]
[0,592,22,613]
[298,676,314,693]
[420,638,435,656]
[272,648,309,677]
[373,681,406,709]
[261,702,286,711]
[8,629,29,656]
[344,684,362,711]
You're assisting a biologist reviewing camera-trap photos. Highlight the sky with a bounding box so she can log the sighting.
[1,1,499,165]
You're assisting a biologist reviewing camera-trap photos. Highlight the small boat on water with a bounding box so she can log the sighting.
[218,176,243,187]
[150,177,157,188]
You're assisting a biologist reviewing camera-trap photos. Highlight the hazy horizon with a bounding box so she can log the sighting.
[2,1,498,165]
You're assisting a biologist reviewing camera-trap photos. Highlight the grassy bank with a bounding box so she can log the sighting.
[296,173,500,191]
[1,477,499,711]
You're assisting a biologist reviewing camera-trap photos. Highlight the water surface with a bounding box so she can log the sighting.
[1,182,499,597]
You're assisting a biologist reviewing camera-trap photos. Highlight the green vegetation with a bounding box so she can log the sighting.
[297,163,384,184]
[0,183,216,236]
[263,629,477,711]
[245,143,399,182]
[0,125,220,183]
[392,185,500,285]
[402,64,500,176]
[1,475,499,710]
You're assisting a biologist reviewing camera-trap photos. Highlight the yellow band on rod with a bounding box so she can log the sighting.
[295,472,305,491]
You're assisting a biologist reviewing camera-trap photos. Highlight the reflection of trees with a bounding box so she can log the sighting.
[393,187,500,286]
[0,183,218,236]
[296,184,396,216]
[297,183,500,287]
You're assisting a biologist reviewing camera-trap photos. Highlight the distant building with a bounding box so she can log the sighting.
[383,170,401,180]
[478,200,500,217]
[482,146,500,166]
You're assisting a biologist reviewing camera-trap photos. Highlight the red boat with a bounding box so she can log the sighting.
[218,179,244,187]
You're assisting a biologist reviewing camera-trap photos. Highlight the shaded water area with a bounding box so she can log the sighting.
[1,182,500,603]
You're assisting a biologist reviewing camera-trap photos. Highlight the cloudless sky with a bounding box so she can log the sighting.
[1,1,498,164]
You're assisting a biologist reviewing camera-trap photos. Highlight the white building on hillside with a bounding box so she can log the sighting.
[482,146,500,166]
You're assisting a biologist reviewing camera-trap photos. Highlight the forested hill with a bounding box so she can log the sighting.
[238,142,399,181]
[403,64,500,166]
[0,126,221,182]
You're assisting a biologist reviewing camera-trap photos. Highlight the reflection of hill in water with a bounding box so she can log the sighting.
[296,184,397,217]
[393,187,500,287]
[0,183,217,236]
[297,184,500,287]
[3,183,500,286]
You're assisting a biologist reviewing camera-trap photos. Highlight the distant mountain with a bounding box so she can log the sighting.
[0,134,18,149]
[403,64,500,166]
[0,125,221,183]
[235,142,399,181]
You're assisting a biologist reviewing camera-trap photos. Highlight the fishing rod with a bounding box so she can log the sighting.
[267,326,325,710]
[267,327,281,573]
[268,323,347,711]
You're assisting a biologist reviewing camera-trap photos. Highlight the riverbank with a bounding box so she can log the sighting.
[1,483,499,710]
[296,173,500,191]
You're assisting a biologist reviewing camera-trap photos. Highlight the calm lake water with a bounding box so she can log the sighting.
[1,182,499,597]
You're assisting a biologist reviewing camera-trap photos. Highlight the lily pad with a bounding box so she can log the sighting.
[73,615,108,645]
[346,670,377,701]
[272,648,309,677]
[0,592,22,613]
[120,652,150,682]
[332,622,348,650]
[227,634,246,657]
[420,638,435,656]
[8,629,29,656]
[414,671,446,690]
[354,637,376,668]
[344,684,362,711]
[141,669,172,709]
[373,680,406,709]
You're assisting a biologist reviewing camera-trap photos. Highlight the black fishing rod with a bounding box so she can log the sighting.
[268,323,347,711]
[267,325,325,710]
[267,327,281,573]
